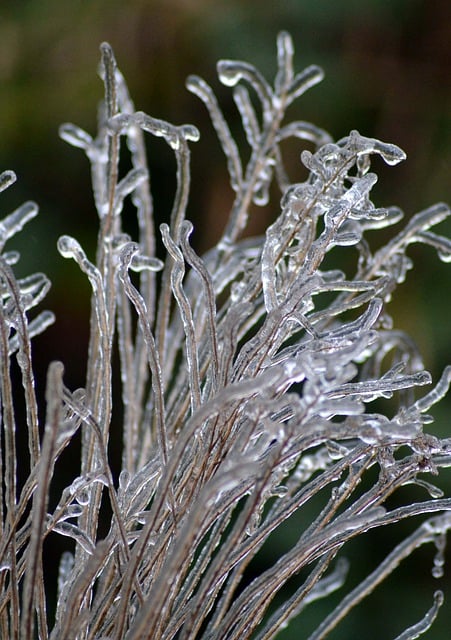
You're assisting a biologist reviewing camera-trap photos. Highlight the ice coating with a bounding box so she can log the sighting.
[1,30,450,640]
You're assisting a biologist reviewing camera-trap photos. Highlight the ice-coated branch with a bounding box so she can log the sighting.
[0,30,450,640]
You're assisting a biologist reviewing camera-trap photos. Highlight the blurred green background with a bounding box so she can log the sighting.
[0,0,450,637]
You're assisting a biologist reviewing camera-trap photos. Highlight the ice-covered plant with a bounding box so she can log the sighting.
[0,31,450,640]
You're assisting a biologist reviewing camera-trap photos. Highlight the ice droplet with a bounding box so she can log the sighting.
[217,60,243,87]
[57,235,81,259]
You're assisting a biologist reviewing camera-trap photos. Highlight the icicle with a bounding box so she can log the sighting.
[338,130,407,166]
[2,251,20,265]
[276,120,332,147]
[160,222,202,411]
[107,111,199,149]
[129,253,163,272]
[55,415,81,448]
[414,366,451,414]
[186,74,242,192]
[361,206,404,230]
[405,202,450,236]
[412,478,444,500]
[66,472,108,502]
[0,201,38,248]
[332,221,362,247]
[274,31,294,95]
[99,41,118,118]
[217,59,273,120]
[233,85,260,149]
[57,235,104,296]
[17,272,51,309]
[57,235,85,261]
[301,148,330,180]
[303,558,349,605]
[54,504,85,522]
[0,560,11,572]
[393,591,443,640]
[415,230,451,262]
[431,532,446,579]
[261,230,280,313]
[0,169,16,192]
[53,521,95,554]
[8,310,55,354]
[180,220,220,394]
[118,469,131,496]
[59,123,93,151]
[113,167,148,216]
[74,489,90,506]
[207,463,260,507]
[287,64,325,105]
[327,370,431,405]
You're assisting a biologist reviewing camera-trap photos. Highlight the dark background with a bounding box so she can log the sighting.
[0,1,450,638]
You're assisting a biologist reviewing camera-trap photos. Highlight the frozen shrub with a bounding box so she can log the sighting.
[0,32,450,639]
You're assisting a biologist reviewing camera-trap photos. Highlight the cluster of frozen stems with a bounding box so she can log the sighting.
[0,31,451,640]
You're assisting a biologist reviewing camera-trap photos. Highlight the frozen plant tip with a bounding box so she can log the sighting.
[0,31,451,639]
